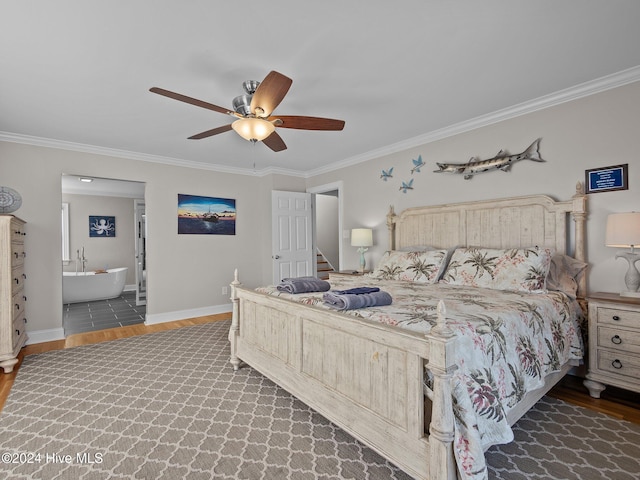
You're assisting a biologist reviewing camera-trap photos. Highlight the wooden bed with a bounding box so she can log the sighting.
[229,184,587,480]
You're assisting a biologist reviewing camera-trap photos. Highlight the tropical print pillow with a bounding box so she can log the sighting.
[440,246,554,293]
[370,249,447,283]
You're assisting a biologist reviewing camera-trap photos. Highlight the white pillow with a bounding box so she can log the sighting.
[440,247,554,293]
[371,249,448,283]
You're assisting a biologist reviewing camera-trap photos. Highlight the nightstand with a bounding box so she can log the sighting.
[329,270,370,280]
[584,292,640,398]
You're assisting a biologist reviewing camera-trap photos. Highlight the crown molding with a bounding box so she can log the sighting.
[306,66,640,177]
[2,66,639,179]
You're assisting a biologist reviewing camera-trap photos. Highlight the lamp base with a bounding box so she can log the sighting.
[615,251,640,298]
[620,291,640,298]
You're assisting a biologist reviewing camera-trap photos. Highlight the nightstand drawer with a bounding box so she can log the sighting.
[598,326,640,355]
[596,349,640,380]
[595,307,640,328]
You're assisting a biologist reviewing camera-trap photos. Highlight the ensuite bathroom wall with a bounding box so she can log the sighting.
[61,193,138,287]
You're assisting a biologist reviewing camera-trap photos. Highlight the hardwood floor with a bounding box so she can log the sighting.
[547,373,640,425]
[1,312,639,425]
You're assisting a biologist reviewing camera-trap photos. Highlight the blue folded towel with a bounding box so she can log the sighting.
[277,276,331,294]
[323,290,392,311]
[331,287,380,295]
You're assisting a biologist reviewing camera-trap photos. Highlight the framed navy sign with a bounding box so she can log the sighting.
[585,164,628,194]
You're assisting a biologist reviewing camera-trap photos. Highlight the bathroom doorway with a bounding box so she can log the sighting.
[61,175,147,335]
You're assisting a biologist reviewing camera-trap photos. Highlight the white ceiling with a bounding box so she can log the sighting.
[2,1,640,177]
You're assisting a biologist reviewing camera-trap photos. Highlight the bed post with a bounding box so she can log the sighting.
[228,269,242,371]
[426,300,458,480]
[571,182,588,306]
[387,205,396,250]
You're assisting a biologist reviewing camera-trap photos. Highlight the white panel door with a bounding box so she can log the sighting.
[271,191,313,284]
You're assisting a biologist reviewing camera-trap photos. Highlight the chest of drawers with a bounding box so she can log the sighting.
[0,215,28,374]
[584,292,640,398]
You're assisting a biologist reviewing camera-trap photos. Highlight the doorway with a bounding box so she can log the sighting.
[61,175,147,335]
[308,181,343,275]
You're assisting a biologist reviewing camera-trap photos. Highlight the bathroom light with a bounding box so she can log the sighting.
[79,177,93,183]
[231,118,276,142]
[351,228,373,273]
[606,212,640,297]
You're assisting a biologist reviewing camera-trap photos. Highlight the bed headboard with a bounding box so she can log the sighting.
[387,182,588,295]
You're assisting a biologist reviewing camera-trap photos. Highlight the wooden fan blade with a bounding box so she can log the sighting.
[250,71,292,117]
[262,131,287,152]
[150,87,233,116]
[188,124,233,139]
[270,115,345,131]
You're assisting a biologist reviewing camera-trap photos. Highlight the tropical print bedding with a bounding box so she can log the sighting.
[257,275,584,480]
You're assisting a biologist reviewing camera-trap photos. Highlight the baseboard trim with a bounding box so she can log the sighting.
[25,304,232,344]
[26,328,65,345]
[145,304,232,325]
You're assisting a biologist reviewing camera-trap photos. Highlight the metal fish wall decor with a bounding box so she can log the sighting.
[433,138,545,180]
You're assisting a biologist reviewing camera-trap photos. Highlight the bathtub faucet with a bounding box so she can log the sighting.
[80,247,87,273]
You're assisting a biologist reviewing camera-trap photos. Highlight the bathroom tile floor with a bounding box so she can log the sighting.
[63,291,146,336]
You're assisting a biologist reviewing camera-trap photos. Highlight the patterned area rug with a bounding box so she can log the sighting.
[0,320,638,480]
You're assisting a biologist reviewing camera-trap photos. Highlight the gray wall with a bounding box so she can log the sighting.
[1,79,638,341]
[307,81,640,294]
[0,143,277,337]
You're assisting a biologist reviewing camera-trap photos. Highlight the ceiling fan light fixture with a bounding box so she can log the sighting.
[232,117,275,142]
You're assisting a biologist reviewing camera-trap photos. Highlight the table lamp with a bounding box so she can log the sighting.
[606,212,640,297]
[351,228,373,273]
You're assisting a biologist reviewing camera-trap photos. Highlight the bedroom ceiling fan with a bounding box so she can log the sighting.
[150,71,345,152]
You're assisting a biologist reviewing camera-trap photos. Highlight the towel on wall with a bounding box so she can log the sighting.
[322,290,392,311]
[277,276,331,294]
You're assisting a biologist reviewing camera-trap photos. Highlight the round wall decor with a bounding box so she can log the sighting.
[0,186,22,213]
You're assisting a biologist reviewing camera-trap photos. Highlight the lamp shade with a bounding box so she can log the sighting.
[351,228,373,247]
[231,118,276,142]
[605,212,640,247]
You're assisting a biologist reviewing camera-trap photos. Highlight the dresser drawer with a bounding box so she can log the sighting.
[11,243,26,267]
[11,265,25,293]
[598,326,640,355]
[12,290,26,321]
[12,315,26,337]
[12,316,27,350]
[596,349,640,380]
[595,307,640,328]
[10,221,26,243]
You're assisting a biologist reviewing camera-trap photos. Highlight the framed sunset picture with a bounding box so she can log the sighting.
[177,194,236,235]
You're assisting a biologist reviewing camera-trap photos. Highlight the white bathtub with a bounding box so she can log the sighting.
[63,267,128,304]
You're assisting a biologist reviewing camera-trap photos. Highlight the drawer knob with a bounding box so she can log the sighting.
[611,335,622,345]
[611,359,623,369]
[612,315,620,321]
[15,329,20,336]
[14,303,20,310]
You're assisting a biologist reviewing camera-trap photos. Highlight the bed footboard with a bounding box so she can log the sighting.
[229,270,459,480]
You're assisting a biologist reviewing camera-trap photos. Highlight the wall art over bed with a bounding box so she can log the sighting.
[585,163,628,194]
[433,138,545,180]
[177,194,236,235]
